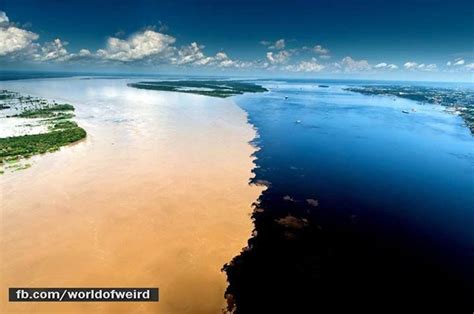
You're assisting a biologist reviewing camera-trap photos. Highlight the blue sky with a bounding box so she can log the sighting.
[1,0,473,81]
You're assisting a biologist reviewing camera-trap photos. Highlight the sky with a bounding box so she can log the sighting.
[0,0,473,81]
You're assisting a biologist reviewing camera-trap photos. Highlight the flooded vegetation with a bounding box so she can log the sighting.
[128,80,268,98]
[0,90,86,173]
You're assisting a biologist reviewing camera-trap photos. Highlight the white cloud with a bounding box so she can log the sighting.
[404,61,437,71]
[214,52,235,67]
[269,39,286,50]
[0,11,9,25]
[374,62,398,70]
[34,38,69,62]
[444,60,474,73]
[78,49,91,57]
[465,63,474,70]
[62,48,94,62]
[446,58,465,67]
[340,56,371,72]
[0,11,94,63]
[0,11,39,57]
[284,58,324,72]
[172,42,250,68]
[0,27,39,56]
[266,50,290,64]
[97,30,176,62]
[313,44,329,55]
[261,39,286,50]
[404,61,418,69]
[174,42,208,65]
[424,63,438,71]
[214,52,252,68]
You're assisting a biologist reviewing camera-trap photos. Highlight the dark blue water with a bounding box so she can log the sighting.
[225,80,474,313]
[241,81,473,246]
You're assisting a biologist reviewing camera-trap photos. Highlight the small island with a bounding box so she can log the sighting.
[0,90,86,173]
[345,85,474,134]
[127,80,268,98]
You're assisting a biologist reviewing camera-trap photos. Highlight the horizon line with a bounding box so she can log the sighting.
[0,70,473,85]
